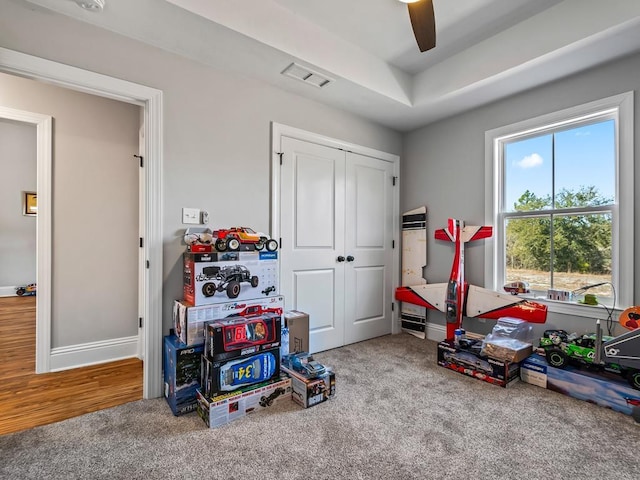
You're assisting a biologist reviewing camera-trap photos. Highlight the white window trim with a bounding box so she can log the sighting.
[484,92,634,318]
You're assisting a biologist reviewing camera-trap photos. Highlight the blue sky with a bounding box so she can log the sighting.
[504,119,615,210]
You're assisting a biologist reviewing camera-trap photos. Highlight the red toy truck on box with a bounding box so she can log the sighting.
[212,227,278,252]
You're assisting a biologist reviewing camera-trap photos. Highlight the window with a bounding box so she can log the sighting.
[485,92,634,317]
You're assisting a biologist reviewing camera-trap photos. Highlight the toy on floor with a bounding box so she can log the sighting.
[16,283,36,296]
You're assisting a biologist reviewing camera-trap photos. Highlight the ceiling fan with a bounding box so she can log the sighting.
[399,0,436,52]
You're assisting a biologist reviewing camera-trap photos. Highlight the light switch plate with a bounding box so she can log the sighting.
[182,207,200,224]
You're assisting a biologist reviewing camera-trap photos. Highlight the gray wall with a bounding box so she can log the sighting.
[0,72,141,348]
[0,0,403,337]
[0,119,36,288]
[402,52,640,339]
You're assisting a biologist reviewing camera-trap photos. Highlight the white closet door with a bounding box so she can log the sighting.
[280,136,395,352]
[280,136,346,353]
[344,152,393,344]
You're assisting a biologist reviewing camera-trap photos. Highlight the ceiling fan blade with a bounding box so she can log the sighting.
[408,0,436,52]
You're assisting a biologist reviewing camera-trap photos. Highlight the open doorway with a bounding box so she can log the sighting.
[0,46,163,400]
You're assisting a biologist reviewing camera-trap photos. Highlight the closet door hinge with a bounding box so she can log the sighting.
[146,260,150,269]
[134,154,143,167]
[392,240,395,249]
[138,317,143,328]
[277,152,284,165]
[139,237,144,248]
[392,176,397,186]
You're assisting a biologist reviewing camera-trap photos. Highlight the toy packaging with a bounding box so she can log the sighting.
[196,375,291,429]
[281,365,336,408]
[183,251,279,307]
[480,318,534,363]
[200,347,281,398]
[283,310,310,355]
[204,312,281,361]
[173,296,284,346]
[163,334,204,416]
[437,340,520,388]
[521,354,640,422]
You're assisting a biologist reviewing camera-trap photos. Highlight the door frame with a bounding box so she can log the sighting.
[0,47,164,399]
[0,105,52,370]
[270,122,402,335]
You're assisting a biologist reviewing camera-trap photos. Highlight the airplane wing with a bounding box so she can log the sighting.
[465,285,547,323]
[395,283,448,313]
[399,206,428,338]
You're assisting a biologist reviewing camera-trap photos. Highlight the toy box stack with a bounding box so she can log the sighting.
[164,227,286,421]
[196,312,291,428]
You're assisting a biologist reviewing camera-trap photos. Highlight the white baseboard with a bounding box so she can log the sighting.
[396,321,447,342]
[0,286,17,297]
[426,323,447,342]
[50,335,139,372]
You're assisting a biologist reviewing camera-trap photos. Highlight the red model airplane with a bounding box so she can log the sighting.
[395,218,548,340]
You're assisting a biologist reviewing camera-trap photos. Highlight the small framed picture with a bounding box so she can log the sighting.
[23,191,37,216]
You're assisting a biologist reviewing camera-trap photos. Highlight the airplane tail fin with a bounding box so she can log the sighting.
[434,218,493,243]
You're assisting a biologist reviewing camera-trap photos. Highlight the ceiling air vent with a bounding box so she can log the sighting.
[281,63,333,89]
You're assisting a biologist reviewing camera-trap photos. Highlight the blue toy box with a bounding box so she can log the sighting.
[163,334,204,416]
[521,353,640,421]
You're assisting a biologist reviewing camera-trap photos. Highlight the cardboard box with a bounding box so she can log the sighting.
[163,335,204,416]
[183,251,279,307]
[521,354,640,421]
[201,347,281,398]
[204,313,281,361]
[196,376,292,429]
[283,310,309,355]
[437,340,520,388]
[281,365,336,408]
[173,296,284,346]
[482,339,533,363]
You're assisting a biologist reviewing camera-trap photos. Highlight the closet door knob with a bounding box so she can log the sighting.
[337,256,345,262]
[346,255,355,262]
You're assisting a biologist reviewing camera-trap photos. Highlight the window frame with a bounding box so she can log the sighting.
[484,92,634,318]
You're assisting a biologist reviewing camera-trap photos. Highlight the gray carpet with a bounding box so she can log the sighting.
[1,333,638,480]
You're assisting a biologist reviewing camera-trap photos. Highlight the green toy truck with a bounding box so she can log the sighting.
[539,320,640,390]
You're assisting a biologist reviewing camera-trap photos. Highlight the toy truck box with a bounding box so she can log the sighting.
[200,347,280,398]
[520,354,640,422]
[173,296,284,346]
[196,375,291,429]
[281,365,336,408]
[163,334,204,416]
[183,251,279,307]
[282,310,310,357]
[437,340,520,388]
[204,313,282,361]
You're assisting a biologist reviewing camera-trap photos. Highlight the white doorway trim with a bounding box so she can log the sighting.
[0,105,52,373]
[0,47,164,399]
[270,122,402,335]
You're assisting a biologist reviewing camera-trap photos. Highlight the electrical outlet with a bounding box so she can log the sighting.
[182,207,200,224]
[201,211,209,224]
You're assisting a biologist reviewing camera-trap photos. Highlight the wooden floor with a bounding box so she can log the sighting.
[0,296,143,436]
